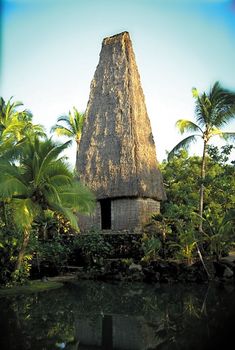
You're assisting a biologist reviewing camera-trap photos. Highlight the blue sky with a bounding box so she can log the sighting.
[2,0,235,164]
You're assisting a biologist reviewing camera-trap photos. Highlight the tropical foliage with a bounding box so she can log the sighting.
[0,96,45,155]
[160,147,235,261]
[0,137,94,279]
[168,82,235,232]
[51,106,85,164]
[0,97,94,285]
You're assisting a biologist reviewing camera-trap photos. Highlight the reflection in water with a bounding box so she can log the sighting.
[0,281,235,350]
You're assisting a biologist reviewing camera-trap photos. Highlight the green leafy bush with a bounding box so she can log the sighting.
[73,230,114,266]
[0,206,32,285]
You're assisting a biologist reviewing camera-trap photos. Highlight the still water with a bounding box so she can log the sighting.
[0,281,234,350]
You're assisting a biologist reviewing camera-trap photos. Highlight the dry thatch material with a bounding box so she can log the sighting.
[77,32,166,201]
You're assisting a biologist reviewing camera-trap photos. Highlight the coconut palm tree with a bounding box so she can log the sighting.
[51,107,85,165]
[0,96,32,124]
[0,96,45,154]
[0,137,95,271]
[168,81,235,233]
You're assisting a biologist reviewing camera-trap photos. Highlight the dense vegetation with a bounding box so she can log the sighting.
[0,81,235,286]
[0,98,94,285]
[156,146,235,263]
[144,81,235,266]
[168,81,235,233]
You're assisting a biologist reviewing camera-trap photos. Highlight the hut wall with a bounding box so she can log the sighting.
[112,198,160,230]
[78,198,160,232]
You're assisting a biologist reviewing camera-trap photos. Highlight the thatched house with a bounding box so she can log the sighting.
[77,31,166,231]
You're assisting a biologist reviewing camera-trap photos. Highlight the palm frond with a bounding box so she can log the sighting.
[0,137,17,156]
[192,87,199,98]
[2,118,28,140]
[58,181,95,213]
[44,160,73,181]
[168,135,200,160]
[55,115,72,125]
[51,108,85,145]
[0,160,29,198]
[0,176,28,199]
[43,183,62,206]
[24,123,46,138]
[176,119,203,134]
[207,81,235,127]
[12,198,40,229]
[51,125,73,137]
[48,174,73,187]
[35,140,72,184]
[219,132,235,142]
[210,127,223,137]
[48,202,79,229]
[194,92,211,127]
[51,115,73,134]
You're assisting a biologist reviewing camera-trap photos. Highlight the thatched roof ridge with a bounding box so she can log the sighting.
[77,32,166,201]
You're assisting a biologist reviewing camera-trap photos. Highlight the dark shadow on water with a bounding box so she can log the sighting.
[0,281,235,350]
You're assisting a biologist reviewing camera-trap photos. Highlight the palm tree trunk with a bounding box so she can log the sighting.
[199,140,207,233]
[15,229,30,271]
[197,139,211,279]
[75,140,80,169]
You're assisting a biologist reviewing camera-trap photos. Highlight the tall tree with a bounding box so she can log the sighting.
[168,82,235,233]
[0,137,95,271]
[51,107,85,165]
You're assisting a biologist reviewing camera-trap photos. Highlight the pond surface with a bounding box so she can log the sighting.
[0,280,234,350]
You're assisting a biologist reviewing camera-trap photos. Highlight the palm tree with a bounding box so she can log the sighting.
[51,107,85,165]
[0,137,95,271]
[0,96,32,124]
[0,96,45,154]
[168,82,235,233]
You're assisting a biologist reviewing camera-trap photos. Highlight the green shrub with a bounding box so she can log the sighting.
[73,230,114,266]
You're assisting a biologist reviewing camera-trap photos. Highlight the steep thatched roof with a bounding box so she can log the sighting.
[77,32,166,201]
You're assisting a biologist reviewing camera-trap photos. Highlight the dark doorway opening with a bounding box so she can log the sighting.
[100,199,111,230]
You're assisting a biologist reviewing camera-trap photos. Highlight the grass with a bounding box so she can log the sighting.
[0,280,63,296]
